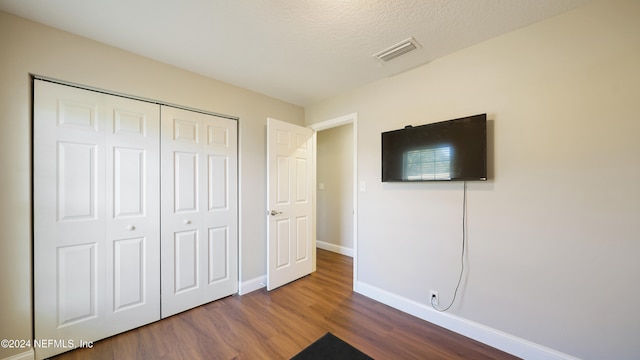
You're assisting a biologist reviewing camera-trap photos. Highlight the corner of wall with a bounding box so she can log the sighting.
[239,275,266,295]
[316,241,354,257]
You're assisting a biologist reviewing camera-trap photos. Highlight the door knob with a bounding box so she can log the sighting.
[183,219,191,225]
[127,225,135,231]
[269,210,283,216]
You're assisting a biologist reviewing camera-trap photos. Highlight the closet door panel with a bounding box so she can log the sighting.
[174,230,200,293]
[34,81,160,360]
[112,237,146,310]
[174,151,200,213]
[57,142,99,221]
[34,82,108,360]
[56,243,99,326]
[161,107,204,317]
[113,147,145,216]
[161,106,238,318]
[203,116,238,300]
[105,95,160,334]
[208,226,229,283]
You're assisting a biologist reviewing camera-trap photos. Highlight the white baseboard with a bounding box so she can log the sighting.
[239,275,265,295]
[1,349,34,360]
[356,281,578,360]
[238,240,353,295]
[316,240,353,257]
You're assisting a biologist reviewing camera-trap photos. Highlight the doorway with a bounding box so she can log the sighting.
[310,113,358,290]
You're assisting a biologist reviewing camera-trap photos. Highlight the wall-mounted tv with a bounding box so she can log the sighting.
[382,114,487,182]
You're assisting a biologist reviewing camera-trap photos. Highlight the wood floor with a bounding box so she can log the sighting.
[52,249,519,359]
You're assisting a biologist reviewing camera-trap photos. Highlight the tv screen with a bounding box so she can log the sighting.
[382,114,487,182]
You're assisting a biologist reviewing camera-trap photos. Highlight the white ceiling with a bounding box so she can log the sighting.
[0,0,591,106]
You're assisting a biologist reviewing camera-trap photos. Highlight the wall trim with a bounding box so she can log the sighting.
[355,281,578,360]
[309,113,355,131]
[316,241,354,257]
[1,349,34,360]
[239,275,266,295]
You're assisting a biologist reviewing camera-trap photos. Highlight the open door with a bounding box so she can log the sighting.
[266,118,315,290]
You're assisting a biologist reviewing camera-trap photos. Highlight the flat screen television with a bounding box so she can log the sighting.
[382,114,487,182]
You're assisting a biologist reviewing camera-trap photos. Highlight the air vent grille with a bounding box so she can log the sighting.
[373,37,420,63]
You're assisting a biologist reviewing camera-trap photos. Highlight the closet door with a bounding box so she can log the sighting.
[34,81,160,359]
[161,106,238,318]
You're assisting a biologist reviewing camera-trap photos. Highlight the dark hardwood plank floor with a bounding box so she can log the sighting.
[52,249,519,359]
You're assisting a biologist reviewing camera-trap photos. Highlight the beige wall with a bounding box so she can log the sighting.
[0,11,304,359]
[317,124,354,251]
[306,0,640,359]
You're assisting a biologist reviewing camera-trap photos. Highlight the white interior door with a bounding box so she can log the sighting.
[266,118,315,290]
[34,80,160,360]
[160,106,238,318]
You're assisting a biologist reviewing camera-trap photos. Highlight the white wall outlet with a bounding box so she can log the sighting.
[430,290,439,306]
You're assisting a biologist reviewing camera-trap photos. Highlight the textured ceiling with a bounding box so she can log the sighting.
[0,0,591,106]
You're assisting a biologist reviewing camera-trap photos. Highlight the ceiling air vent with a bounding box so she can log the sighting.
[373,37,420,63]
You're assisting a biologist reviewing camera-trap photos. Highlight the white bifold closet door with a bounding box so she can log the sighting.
[34,81,239,359]
[34,81,161,360]
[160,106,238,318]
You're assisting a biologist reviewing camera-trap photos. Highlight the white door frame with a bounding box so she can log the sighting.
[309,112,358,291]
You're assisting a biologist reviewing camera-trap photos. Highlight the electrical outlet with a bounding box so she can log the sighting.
[430,290,439,306]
